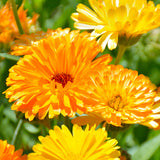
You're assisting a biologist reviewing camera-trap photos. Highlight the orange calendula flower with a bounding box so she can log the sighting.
[0,140,27,160]
[11,28,70,55]
[73,65,156,127]
[0,2,13,43]
[140,87,160,129]
[28,124,120,160]
[0,2,38,43]
[4,29,112,121]
[72,0,160,50]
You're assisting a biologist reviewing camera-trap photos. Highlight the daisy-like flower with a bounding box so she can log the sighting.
[140,87,160,129]
[73,65,157,127]
[72,0,160,50]
[11,28,70,56]
[0,2,38,43]
[28,124,120,160]
[0,140,27,160]
[0,2,14,43]
[4,29,112,121]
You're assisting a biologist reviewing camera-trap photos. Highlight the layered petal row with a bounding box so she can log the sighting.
[4,29,112,121]
[0,140,27,160]
[28,125,120,160]
[72,0,160,50]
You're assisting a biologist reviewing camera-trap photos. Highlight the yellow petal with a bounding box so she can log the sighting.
[97,32,113,51]
[76,4,103,23]
[108,33,118,50]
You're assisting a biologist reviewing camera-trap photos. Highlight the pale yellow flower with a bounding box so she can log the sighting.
[72,0,160,50]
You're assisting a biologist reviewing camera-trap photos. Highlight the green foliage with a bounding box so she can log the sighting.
[132,134,160,160]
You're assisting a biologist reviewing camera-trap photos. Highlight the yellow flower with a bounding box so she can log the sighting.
[0,140,27,160]
[4,29,112,121]
[11,28,70,55]
[0,2,38,44]
[28,125,120,160]
[72,0,160,50]
[140,87,160,129]
[73,65,156,127]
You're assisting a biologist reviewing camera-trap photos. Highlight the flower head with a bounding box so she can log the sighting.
[11,28,70,55]
[4,29,112,121]
[0,2,38,43]
[0,2,13,43]
[28,124,120,160]
[0,140,27,160]
[72,0,160,50]
[74,65,156,126]
[140,87,160,129]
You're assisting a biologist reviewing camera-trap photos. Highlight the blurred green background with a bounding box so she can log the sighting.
[0,0,160,159]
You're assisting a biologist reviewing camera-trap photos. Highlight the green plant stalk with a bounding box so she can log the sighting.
[9,0,24,146]
[9,0,24,34]
[11,119,23,145]
[114,45,127,65]
[64,116,71,131]
[105,123,110,131]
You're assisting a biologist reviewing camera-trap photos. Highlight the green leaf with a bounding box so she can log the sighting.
[0,53,20,61]
[3,107,17,123]
[132,134,160,160]
[24,122,40,134]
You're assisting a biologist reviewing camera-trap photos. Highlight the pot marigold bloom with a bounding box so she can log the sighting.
[28,124,120,160]
[73,65,157,127]
[0,140,27,160]
[72,0,160,50]
[140,87,160,129]
[11,28,70,56]
[0,2,13,43]
[0,2,38,43]
[4,29,112,121]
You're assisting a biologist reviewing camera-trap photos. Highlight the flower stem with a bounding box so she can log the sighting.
[11,119,23,145]
[64,116,71,131]
[105,123,110,131]
[9,0,24,34]
[114,45,126,65]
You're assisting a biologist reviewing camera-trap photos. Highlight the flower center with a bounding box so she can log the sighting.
[108,95,124,111]
[51,73,73,88]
